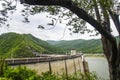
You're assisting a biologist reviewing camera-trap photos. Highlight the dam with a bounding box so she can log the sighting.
[5,53,89,75]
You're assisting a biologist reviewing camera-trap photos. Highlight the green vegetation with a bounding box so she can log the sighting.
[0,33,62,58]
[0,57,7,76]
[0,32,105,58]
[0,66,100,80]
[39,71,100,80]
[0,67,100,80]
[0,66,40,80]
[47,39,103,53]
[0,57,40,80]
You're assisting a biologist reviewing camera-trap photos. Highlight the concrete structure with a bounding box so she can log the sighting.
[70,49,77,55]
[6,54,81,65]
[6,54,89,75]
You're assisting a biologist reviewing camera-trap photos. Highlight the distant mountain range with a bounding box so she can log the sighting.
[47,36,119,53]
[0,32,104,58]
[47,39,103,53]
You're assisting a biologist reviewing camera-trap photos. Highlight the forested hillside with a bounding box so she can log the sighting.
[0,32,105,58]
[0,33,61,58]
[47,39,103,53]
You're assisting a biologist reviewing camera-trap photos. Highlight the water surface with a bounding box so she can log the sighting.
[86,57,109,80]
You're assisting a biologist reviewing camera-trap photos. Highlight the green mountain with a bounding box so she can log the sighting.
[47,39,103,53]
[0,32,60,58]
[0,32,107,58]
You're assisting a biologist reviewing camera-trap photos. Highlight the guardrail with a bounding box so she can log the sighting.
[5,54,82,65]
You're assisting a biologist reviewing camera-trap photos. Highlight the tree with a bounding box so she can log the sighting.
[20,0,120,80]
[0,0,120,80]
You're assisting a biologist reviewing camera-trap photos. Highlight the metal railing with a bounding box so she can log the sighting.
[5,54,82,65]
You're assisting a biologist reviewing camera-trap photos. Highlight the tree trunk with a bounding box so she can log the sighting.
[117,38,120,80]
[102,35,120,80]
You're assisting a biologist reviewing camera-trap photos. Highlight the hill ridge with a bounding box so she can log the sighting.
[0,32,60,58]
[47,38,103,53]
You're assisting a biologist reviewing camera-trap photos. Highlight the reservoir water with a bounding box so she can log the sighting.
[86,57,109,80]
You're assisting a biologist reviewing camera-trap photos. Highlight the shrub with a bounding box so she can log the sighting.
[0,57,8,77]
[1,66,101,80]
[3,66,40,80]
[40,71,60,80]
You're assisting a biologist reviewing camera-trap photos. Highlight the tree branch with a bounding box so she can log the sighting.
[20,0,72,6]
[20,0,115,43]
[109,10,120,35]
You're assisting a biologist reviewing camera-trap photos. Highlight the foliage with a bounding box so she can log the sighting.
[3,66,40,80]
[0,67,101,80]
[39,71,100,80]
[0,57,7,77]
[0,33,62,58]
[47,39,103,53]
[66,72,99,80]
[0,57,40,80]
[39,71,60,80]
[0,78,11,80]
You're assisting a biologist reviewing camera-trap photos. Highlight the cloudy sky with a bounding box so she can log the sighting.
[0,1,119,41]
